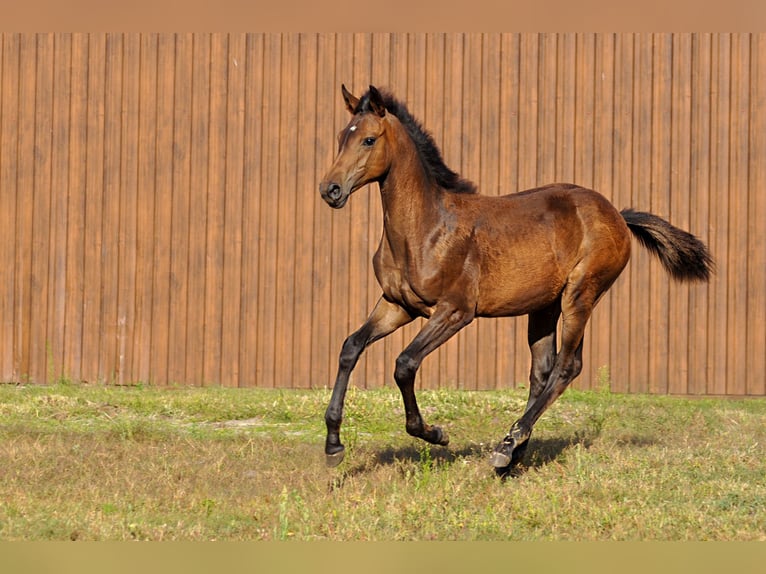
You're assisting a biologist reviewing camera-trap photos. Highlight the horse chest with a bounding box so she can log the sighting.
[373,243,438,317]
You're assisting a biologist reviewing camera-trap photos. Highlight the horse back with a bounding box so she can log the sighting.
[462,184,631,317]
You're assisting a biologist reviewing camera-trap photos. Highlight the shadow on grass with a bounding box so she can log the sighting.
[330,430,607,489]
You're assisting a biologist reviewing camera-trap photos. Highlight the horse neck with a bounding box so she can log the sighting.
[378,129,443,233]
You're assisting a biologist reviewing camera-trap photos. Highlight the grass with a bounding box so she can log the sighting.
[0,381,764,541]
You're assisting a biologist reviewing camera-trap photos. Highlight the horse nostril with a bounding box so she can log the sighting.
[327,183,342,201]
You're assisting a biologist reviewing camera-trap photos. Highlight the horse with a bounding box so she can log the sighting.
[318,84,713,475]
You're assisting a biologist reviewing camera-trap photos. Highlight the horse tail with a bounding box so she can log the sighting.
[620,208,714,282]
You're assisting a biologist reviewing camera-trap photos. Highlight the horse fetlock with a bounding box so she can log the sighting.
[490,427,531,470]
[509,423,531,445]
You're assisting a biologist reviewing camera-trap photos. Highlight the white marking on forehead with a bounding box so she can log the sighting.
[349,125,357,132]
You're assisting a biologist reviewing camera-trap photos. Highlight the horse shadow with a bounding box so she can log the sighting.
[330,430,605,489]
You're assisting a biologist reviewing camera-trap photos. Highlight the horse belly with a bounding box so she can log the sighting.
[476,252,568,317]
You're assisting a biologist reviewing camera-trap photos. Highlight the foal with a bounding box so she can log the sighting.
[319,85,713,474]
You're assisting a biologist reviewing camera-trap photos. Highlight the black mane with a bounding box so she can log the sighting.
[355,89,477,194]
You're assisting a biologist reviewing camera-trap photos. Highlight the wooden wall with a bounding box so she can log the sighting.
[0,33,764,395]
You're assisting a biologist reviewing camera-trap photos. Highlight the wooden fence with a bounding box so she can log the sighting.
[0,33,764,395]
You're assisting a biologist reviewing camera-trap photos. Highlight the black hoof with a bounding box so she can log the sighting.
[325,446,345,467]
[433,426,449,446]
[490,434,530,475]
[489,450,511,469]
[425,426,449,446]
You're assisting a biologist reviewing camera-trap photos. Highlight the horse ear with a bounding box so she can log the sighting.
[368,85,386,117]
[341,84,359,114]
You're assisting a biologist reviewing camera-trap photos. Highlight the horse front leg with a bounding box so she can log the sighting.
[324,297,413,467]
[393,302,475,447]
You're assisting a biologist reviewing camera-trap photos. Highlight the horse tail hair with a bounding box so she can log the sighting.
[620,208,714,282]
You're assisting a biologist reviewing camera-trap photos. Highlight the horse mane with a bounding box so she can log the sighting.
[354,88,477,194]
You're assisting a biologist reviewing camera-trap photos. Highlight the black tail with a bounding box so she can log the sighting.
[620,209,714,282]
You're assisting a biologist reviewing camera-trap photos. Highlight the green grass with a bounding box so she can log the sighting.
[0,382,764,541]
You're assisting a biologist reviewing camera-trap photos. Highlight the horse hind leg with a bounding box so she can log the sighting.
[491,272,597,474]
[524,301,561,412]
[488,302,560,471]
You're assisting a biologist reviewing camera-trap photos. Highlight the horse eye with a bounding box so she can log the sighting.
[362,137,376,147]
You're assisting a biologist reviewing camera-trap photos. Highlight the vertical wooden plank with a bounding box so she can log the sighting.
[707,34,730,396]
[311,33,335,390]
[27,34,54,383]
[273,33,301,388]
[46,34,72,383]
[537,33,557,185]
[292,33,319,389]
[221,33,247,387]
[116,34,140,385]
[592,33,616,390]
[16,34,35,381]
[574,33,596,188]
[98,33,124,384]
[726,33,750,396]
[556,33,576,185]
[0,34,18,380]
[132,33,158,384]
[80,34,107,383]
[203,33,229,386]
[255,33,283,388]
[240,33,264,387]
[746,33,766,396]
[184,33,211,386]
[648,33,672,394]
[149,33,175,385]
[609,33,635,393]
[628,34,652,394]
[62,34,87,383]
[166,33,192,385]
[668,33,693,395]
[517,36,539,194]
[688,33,712,396]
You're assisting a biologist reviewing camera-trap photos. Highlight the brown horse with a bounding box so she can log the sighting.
[319,84,713,475]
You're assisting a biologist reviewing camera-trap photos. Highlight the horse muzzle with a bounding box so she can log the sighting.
[319,181,351,209]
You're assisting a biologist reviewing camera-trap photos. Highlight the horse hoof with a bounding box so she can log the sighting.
[436,427,449,446]
[325,449,345,468]
[489,451,512,469]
